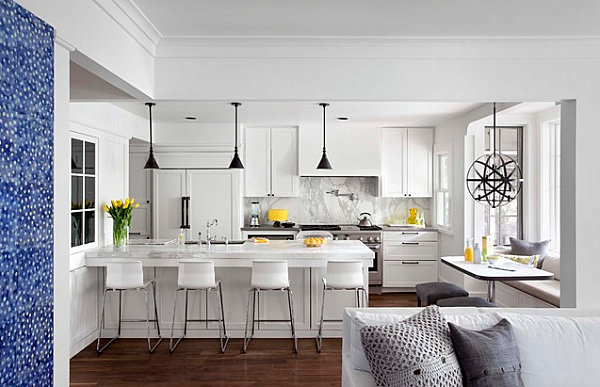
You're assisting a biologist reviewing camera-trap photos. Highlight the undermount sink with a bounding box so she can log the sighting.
[198,240,246,245]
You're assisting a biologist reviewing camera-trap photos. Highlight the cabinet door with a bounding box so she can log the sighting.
[381,128,408,197]
[129,152,152,237]
[153,170,186,239]
[244,128,271,197]
[383,260,438,287]
[187,170,241,240]
[270,127,298,197]
[407,128,433,197]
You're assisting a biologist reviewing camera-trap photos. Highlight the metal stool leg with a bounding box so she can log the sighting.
[216,282,230,353]
[316,282,327,353]
[169,289,185,352]
[243,289,255,353]
[360,287,369,308]
[97,289,122,354]
[287,288,298,354]
[145,286,164,353]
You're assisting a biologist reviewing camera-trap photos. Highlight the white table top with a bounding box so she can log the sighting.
[441,256,554,281]
[85,240,374,268]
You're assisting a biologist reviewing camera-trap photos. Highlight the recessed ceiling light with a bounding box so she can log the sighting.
[185,116,197,120]
[337,117,348,121]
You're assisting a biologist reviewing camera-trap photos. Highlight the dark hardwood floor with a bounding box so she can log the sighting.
[70,292,417,386]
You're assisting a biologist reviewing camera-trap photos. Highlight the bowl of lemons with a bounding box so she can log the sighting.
[303,237,328,248]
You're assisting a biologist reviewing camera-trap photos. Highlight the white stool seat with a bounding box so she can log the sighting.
[251,260,290,289]
[106,261,145,289]
[324,261,364,289]
[177,260,217,289]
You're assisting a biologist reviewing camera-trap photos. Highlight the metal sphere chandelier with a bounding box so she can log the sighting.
[466,103,523,208]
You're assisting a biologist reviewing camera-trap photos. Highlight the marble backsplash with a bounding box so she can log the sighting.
[245,177,431,226]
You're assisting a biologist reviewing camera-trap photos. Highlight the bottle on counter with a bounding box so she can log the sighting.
[177,227,186,246]
[464,239,473,262]
[473,242,482,264]
[482,236,488,262]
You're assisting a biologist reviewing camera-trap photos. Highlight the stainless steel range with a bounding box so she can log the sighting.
[299,224,383,286]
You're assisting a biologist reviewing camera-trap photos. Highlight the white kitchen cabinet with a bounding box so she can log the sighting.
[383,231,439,288]
[244,127,298,197]
[380,128,433,197]
[153,169,242,240]
[383,260,438,287]
[129,152,153,238]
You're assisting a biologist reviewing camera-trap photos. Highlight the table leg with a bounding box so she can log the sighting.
[486,281,496,303]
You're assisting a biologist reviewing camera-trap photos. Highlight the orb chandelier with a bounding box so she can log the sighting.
[466,103,523,208]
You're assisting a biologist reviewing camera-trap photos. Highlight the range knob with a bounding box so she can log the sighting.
[344,235,350,240]
[375,236,381,242]
[333,235,339,240]
[367,236,374,243]
[358,236,364,241]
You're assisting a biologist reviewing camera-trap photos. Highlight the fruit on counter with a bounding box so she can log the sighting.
[252,237,269,244]
[303,237,327,246]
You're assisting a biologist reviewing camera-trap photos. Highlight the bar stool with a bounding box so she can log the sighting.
[169,260,229,353]
[97,261,163,354]
[243,260,297,354]
[316,260,367,352]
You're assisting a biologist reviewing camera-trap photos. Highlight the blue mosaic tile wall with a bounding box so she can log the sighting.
[0,0,54,385]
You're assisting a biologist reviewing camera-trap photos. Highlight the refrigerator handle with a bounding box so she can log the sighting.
[180,197,190,229]
[185,196,190,229]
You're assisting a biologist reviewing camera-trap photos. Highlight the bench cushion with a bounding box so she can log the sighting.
[504,280,560,307]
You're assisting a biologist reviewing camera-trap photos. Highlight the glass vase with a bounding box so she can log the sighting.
[113,218,128,250]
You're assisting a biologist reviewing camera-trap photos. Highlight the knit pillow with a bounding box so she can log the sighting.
[360,306,462,387]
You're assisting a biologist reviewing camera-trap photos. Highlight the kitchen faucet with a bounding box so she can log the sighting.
[206,219,218,249]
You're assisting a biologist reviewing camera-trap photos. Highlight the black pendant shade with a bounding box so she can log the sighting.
[143,102,159,169]
[229,102,244,169]
[317,103,332,170]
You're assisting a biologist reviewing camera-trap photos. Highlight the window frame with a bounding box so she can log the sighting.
[70,132,99,253]
[483,125,524,246]
[540,120,561,254]
[434,142,453,233]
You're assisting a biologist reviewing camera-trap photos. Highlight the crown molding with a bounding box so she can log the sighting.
[93,0,161,56]
[156,35,600,60]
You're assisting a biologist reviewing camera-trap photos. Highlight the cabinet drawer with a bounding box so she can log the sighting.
[384,241,438,260]
[383,231,438,242]
[383,261,438,288]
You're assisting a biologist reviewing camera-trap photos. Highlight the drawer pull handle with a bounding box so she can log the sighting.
[402,261,419,265]
[402,232,419,235]
[402,242,419,245]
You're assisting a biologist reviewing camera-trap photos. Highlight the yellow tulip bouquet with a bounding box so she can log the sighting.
[104,198,140,247]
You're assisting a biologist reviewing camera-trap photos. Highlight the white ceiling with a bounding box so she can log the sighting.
[114,101,482,126]
[131,0,600,38]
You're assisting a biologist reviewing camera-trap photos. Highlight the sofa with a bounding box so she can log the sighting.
[342,307,600,387]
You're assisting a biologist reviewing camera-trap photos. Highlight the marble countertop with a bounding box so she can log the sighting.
[85,240,374,268]
[241,226,300,231]
[379,225,438,232]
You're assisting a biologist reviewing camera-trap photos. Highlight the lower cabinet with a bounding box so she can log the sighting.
[70,266,99,357]
[383,260,438,287]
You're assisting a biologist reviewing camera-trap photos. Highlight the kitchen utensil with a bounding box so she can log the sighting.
[357,212,373,227]
[250,201,261,227]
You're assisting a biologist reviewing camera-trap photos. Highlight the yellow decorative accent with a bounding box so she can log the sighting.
[407,208,418,224]
[268,209,288,222]
[134,203,140,208]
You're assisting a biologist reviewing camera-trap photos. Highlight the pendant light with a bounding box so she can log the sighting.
[316,103,332,169]
[466,103,523,208]
[143,102,159,169]
[228,102,244,169]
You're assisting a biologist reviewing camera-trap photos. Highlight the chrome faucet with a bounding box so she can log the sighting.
[206,219,218,249]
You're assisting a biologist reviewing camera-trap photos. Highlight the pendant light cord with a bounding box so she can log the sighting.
[320,103,329,152]
[492,102,496,157]
[232,102,241,151]
[146,102,155,152]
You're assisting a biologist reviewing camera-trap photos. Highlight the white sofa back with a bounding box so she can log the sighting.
[343,307,600,387]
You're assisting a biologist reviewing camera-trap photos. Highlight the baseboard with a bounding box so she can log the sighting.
[70,329,98,358]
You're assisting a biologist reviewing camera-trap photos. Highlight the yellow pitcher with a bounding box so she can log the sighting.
[407,208,418,224]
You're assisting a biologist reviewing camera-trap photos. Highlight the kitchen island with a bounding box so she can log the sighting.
[85,240,374,339]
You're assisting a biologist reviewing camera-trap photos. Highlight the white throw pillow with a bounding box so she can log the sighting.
[496,313,600,387]
[541,255,560,280]
[347,309,500,372]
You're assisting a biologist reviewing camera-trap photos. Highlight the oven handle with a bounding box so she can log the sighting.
[402,242,419,245]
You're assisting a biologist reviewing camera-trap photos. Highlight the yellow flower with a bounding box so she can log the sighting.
[116,200,122,207]
[111,200,117,208]
[125,198,130,207]
[104,205,109,212]
[123,201,130,209]
[134,203,140,208]
[130,198,135,204]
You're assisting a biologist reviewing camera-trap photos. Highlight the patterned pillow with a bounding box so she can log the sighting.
[360,306,462,387]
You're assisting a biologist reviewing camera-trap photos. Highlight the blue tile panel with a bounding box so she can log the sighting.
[0,0,54,385]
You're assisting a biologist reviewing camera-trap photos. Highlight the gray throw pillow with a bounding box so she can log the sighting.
[510,237,550,261]
[448,319,524,387]
[360,306,462,387]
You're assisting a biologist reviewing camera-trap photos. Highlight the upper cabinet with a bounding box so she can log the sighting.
[244,127,299,197]
[381,128,433,198]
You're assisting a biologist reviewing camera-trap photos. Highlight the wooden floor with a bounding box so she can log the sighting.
[70,292,417,386]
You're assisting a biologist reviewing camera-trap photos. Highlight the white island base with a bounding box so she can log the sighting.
[84,240,374,340]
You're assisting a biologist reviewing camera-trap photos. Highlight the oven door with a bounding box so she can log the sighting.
[365,243,382,286]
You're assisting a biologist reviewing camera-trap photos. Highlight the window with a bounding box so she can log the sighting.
[540,121,560,253]
[71,135,97,250]
[483,126,523,245]
[434,144,452,231]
